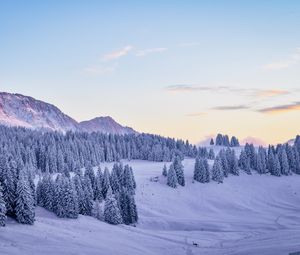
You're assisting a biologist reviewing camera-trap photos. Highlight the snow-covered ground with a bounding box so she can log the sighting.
[2,159,300,255]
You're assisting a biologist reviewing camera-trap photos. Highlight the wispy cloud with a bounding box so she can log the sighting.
[136,47,167,57]
[254,89,290,98]
[262,48,300,70]
[166,84,230,93]
[102,45,133,61]
[257,101,300,114]
[166,84,290,100]
[212,105,250,111]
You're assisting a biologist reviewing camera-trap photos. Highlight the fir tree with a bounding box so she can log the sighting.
[167,164,178,188]
[208,148,215,160]
[193,158,208,183]
[162,164,168,177]
[104,187,123,225]
[92,199,103,221]
[0,183,7,227]
[102,167,111,198]
[118,188,138,225]
[173,156,185,186]
[212,158,224,183]
[15,174,35,225]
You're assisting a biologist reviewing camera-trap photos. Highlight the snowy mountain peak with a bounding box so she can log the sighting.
[79,116,137,135]
[0,92,136,135]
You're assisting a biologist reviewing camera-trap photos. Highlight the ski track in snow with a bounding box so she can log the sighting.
[1,158,300,255]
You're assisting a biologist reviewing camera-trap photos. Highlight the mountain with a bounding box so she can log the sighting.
[0,92,79,132]
[79,116,136,135]
[0,92,136,134]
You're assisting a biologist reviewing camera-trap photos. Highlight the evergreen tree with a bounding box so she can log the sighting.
[271,155,281,177]
[210,138,214,145]
[104,187,123,225]
[208,149,215,160]
[92,200,103,221]
[122,165,135,195]
[102,167,111,198]
[0,183,7,227]
[162,164,168,177]
[173,156,185,186]
[193,158,208,183]
[118,188,138,225]
[212,158,224,183]
[279,148,290,176]
[167,164,178,188]
[15,174,35,225]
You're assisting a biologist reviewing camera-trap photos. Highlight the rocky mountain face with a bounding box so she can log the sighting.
[79,116,136,135]
[0,92,136,135]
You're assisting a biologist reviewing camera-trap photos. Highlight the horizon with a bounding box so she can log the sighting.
[1,1,300,145]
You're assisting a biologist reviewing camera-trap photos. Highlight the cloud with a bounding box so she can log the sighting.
[166,84,291,100]
[102,45,133,61]
[212,105,250,111]
[262,48,300,70]
[136,47,167,57]
[254,89,290,98]
[257,101,300,114]
[166,84,230,93]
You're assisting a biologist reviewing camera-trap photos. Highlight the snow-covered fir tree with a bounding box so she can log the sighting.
[15,173,35,224]
[212,158,224,183]
[194,158,210,183]
[172,156,185,186]
[104,187,123,225]
[92,199,104,221]
[162,164,168,177]
[0,182,7,226]
[167,164,178,188]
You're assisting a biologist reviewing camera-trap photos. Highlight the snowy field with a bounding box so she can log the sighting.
[2,158,300,255]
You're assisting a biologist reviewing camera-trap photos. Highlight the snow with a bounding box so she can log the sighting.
[2,159,300,255]
[0,92,137,135]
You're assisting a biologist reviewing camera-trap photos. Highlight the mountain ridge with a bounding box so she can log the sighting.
[0,92,137,135]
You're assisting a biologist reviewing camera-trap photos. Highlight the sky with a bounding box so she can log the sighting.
[0,0,300,145]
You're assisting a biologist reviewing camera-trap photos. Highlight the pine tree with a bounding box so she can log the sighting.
[82,177,93,216]
[102,167,111,198]
[15,175,35,225]
[118,188,138,225]
[212,158,224,183]
[73,175,86,215]
[167,164,178,188]
[85,164,96,199]
[208,148,215,160]
[271,155,281,177]
[173,156,185,186]
[0,183,7,227]
[210,138,214,145]
[104,187,123,225]
[162,164,168,177]
[122,165,135,195]
[92,199,103,221]
[193,158,207,183]
[110,164,121,193]
[279,148,290,176]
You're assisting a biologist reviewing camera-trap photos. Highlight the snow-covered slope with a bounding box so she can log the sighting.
[0,92,136,134]
[0,92,79,132]
[79,116,136,135]
[2,159,300,255]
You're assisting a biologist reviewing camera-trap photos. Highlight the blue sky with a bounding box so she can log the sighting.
[0,1,300,144]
